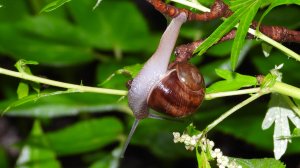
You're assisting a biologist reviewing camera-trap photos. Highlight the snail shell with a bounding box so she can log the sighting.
[147,62,205,117]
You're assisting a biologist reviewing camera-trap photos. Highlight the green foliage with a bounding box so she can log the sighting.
[291,128,300,138]
[195,0,266,70]
[0,147,9,168]
[196,148,211,168]
[44,117,123,155]
[206,69,257,93]
[16,120,61,168]
[41,0,71,13]
[3,92,130,118]
[230,0,263,70]
[258,0,300,28]
[233,158,286,168]
[194,9,243,57]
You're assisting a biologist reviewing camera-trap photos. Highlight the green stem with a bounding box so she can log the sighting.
[282,95,300,117]
[0,67,128,96]
[203,91,268,133]
[171,0,300,61]
[271,81,300,100]
[248,30,300,61]
[205,88,260,100]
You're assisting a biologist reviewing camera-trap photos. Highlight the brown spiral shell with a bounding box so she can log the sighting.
[147,62,205,117]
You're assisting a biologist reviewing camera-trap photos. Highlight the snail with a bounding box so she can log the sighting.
[120,12,205,157]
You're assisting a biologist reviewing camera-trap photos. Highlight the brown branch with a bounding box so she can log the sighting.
[174,23,300,62]
[147,0,232,21]
[147,0,300,62]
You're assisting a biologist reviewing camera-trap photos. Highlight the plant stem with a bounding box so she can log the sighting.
[203,91,268,133]
[282,95,300,117]
[171,0,300,61]
[0,67,128,96]
[271,81,300,100]
[205,88,260,100]
[248,29,300,61]
[171,0,210,12]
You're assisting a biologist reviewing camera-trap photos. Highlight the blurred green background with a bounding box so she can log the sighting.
[0,0,299,167]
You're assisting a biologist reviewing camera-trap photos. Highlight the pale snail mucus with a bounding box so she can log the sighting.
[120,12,205,157]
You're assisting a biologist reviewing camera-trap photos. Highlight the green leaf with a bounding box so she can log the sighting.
[185,123,201,136]
[14,59,38,74]
[260,71,278,89]
[232,157,286,168]
[196,148,211,168]
[16,120,61,168]
[291,128,300,138]
[257,6,300,29]
[3,92,130,118]
[252,51,299,84]
[195,9,244,56]
[68,1,151,52]
[0,1,29,22]
[206,41,233,57]
[206,69,257,93]
[129,118,190,159]
[262,43,273,57]
[122,64,143,78]
[0,16,94,66]
[231,0,263,70]
[41,0,71,13]
[88,148,120,168]
[45,117,123,155]
[258,0,300,29]
[0,146,9,168]
[17,82,29,99]
[99,64,143,87]
[14,60,40,97]
[3,90,79,113]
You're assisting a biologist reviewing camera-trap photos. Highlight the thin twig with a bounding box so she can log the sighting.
[0,67,128,96]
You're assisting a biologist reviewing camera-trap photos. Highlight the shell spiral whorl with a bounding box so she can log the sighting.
[147,62,205,117]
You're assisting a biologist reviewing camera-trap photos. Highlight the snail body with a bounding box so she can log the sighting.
[121,12,205,157]
[127,12,188,120]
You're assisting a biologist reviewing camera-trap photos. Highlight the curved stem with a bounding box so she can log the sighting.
[205,88,260,100]
[282,95,300,117]
[203,91,268,134]
[271,81,300,100]
[248,29,300,61]
[0,67,128,96]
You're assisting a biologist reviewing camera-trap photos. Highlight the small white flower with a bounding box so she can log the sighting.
[211,151,217,158]
[209,140,215,147]
[221,156,229,165]
[190,138,197,146]
[180,134,188,143]
[185,145,194,151]
[274,63,284,70]
[173,132,181,143]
